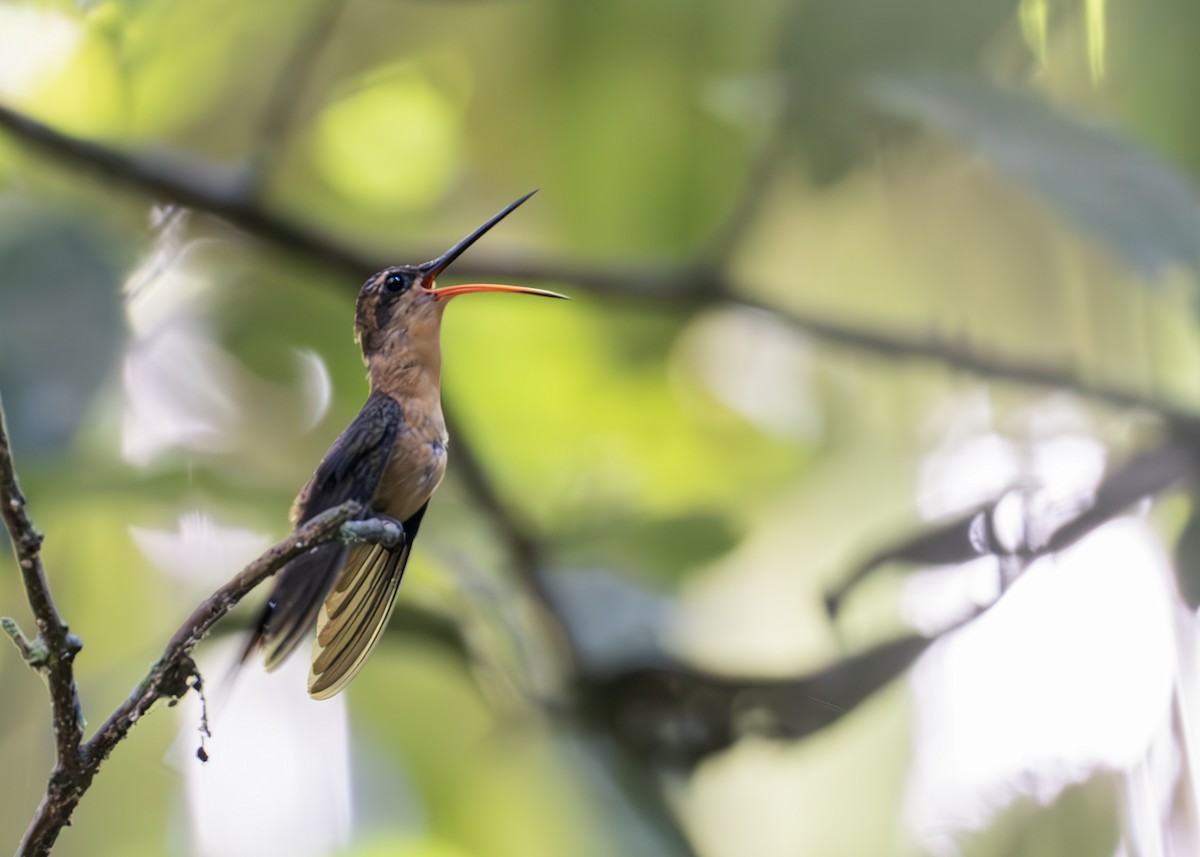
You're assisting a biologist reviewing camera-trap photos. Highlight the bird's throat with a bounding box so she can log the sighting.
[366,334,443,403]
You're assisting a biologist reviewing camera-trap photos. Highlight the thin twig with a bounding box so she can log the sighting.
[81,502,366,764]
[0,103,1192,436]
[586,633,934,768]
[824,440,1198,618]
[0,404,84,857]
[729,293,1200,431]
[0,392,86,776]
[0,103,374,276]
[13,495,368,857]
[4,98,1199,857]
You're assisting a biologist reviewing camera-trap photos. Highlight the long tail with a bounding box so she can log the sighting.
[204,545,346,747]
[238,542,349,669]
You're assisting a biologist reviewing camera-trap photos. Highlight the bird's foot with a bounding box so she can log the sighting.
[340,515,406,550]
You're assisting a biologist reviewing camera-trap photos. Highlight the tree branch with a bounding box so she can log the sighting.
[0,101,1194,438]
[3,99,1195,857]
[0,391,86,779]
[585,633,935,770]
[81,502,367,766]
[9,460,374,857]
[0,102,376,276]
[825,437,1198,618]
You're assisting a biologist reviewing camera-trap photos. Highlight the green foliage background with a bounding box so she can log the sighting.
[1,0,1198,855]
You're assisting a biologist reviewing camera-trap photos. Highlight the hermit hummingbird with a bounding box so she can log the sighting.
[242,192,565,698]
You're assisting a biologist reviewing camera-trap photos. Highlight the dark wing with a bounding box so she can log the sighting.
[308,502,428,699]
[244,392,402,671]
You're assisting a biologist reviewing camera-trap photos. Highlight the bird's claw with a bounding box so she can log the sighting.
[339,516,407,550]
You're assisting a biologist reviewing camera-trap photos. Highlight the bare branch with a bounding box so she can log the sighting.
[728,293,1200,433]
[2,101,1195,439]
[0,102,374,276]
[0,392,86,782]
[12,493,378,857]
[82,502,367,763]
[825,440,1198,618]
[4,98,1198,857]
[584,633,934,769]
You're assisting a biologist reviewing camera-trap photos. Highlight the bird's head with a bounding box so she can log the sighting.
[354,192,566,364]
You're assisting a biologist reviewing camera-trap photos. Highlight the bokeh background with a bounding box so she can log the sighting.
[3,0,1200,855]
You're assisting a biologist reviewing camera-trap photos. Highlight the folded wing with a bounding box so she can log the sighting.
[308,503,428,699]
[244,392,403,675]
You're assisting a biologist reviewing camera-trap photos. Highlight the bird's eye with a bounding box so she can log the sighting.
[384,272,412,293]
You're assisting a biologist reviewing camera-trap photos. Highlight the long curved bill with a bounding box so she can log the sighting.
[428,282,568,300]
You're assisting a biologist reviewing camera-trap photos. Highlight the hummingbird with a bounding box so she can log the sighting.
[242,192,566,699]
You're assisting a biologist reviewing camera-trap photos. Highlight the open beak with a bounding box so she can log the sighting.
[419,191,569,301]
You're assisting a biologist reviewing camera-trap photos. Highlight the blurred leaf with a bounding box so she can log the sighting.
[3,0,1194,853]
[1085,0,1107,84]
[119,0,319,147]
[552,512,741,584]
[543,569,676,672]
[0,4,125,136]
[0,200,126,453]
[1108,0,1200,178]
[443,299,804,528]
[782,0,1022,180]
[871,72,1200,276]
[785,0,1021,75]
[307,63,464,211]
[531,0,758,255]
